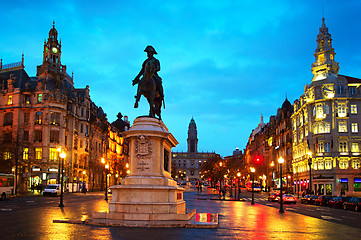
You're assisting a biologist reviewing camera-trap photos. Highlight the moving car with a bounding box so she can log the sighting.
[328,196,351,208]
[268,192,280,202]
[282,194,297,204]
[43,184,61,196]
[343,197,361,211]
[300,195,318,204]
[315,195,334,206]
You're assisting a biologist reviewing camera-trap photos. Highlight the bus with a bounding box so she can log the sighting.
[0,173,15,200]
[246,181,262,192]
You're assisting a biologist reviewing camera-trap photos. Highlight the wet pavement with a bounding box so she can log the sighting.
[1,187,361,239]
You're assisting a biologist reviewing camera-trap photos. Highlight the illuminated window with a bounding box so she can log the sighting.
[339,160,348,169]
[325,160,332,169]
[339,141,348,153]
[351,104,357,114]
[354,178,361,192]
[352,123,358,133]
[304,110,308,122]
[25,95,30,104]
[37,94,42,103]
[353,160,361,169]
[50,112,60,125]
[316,105,324,119]
[318,160,324,170]
[49,148,57,161]
[352,143,359,152]
[324,122,330,133]
[4,151,11,160]
[35,148,42,161]
[7,95,13,105]
[35,112,42,125]
[23,148,29,160]
[338,122,347,132]
[338,104,346,117]
[317,142,324,153]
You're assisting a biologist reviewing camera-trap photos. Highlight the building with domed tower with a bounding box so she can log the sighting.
[291,18,361,197]
[0,23,128,193]
[171,117,219,182]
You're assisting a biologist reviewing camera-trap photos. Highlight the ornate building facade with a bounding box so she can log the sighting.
[0,23,128,193]
[171,117,219,182]
[291,18,361,196]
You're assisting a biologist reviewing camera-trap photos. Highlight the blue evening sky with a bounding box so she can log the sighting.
[1,1,361,156]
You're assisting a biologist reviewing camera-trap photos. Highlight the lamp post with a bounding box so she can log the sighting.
[308,152,313,194]
[250,167,255,205]
[278,157,284,213]
[58,151,66,208]
[237,172,241,200]
[57,147,61,184]
[270,161,275,191]
[101,157,109,201]
[105,163,109,201]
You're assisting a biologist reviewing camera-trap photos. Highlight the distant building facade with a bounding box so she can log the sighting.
[291,18,361,196]
[171,117,219,182]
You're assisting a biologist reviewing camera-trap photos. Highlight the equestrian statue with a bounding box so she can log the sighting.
[132,45,164,119]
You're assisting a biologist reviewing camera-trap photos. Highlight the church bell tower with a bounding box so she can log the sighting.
[187,117,198,153]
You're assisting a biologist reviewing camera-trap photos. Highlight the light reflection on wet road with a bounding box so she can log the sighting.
[1,190,361,240]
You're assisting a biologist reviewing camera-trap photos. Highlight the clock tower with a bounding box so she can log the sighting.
[43,21,62,68]
[37,22,69,87]
[187,117,198,153]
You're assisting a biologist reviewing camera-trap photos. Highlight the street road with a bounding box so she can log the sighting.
[0,188,361,240]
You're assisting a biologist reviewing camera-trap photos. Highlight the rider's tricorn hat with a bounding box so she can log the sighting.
[144,45,157,55]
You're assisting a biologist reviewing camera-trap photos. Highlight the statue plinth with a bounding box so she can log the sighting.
[93,117,196,227]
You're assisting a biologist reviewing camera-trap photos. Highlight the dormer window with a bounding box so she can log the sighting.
[350,87,356,95]
[337,86,344,94]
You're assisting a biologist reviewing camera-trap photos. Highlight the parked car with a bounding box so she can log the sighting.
[282,194,297,204]
[268,192,280,202]
[43,184,61,196]
[328,196,351,208]
[315,195,334,206]
[300,195,318,204]
[343,197,361,211]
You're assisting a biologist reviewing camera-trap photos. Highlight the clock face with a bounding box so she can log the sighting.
[52,47,58,53]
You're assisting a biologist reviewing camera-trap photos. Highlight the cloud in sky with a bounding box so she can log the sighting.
[1,0,361,156]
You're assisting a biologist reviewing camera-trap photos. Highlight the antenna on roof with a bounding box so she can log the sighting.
[21,52,24,67]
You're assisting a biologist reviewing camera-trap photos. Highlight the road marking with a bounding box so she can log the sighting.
[0,208,13,211]
[321,215,342,221]
[342,216,356,220]
[26,201,34,203]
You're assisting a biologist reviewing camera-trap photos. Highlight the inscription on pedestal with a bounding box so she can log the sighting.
[137,160,150,171]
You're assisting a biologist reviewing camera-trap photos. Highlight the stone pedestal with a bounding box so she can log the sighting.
[93,117,196,227]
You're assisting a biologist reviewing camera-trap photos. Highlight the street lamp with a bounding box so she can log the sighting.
[105,162,109,201]
[237,172,241,200]
[278,156,284,213]
[58,151,66,208]
[57,147,61,184]
[250,167,255,205]
[308,152,313,194]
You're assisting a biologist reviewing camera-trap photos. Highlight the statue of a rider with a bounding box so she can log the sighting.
[132,45,164,109]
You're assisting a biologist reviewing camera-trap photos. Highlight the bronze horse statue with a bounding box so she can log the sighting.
[133,60,164,119]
